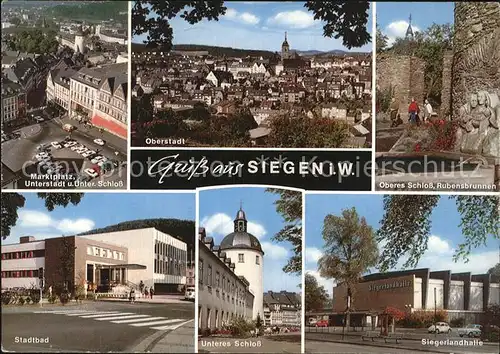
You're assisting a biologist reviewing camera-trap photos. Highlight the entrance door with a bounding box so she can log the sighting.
[87,264,94,283]
[101,269,110,285]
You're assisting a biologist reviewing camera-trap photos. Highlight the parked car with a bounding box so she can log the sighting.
[34,116,44,123]
[93,138,105,146]
[315,320,329,327]
[37,143,50,151]
[71,144,84,151]
[308,318,318,326]
[91,155,105,164]
[428,322,452,334]
[185,287,195,301]
[51,141,62,149]
[63,141,77,148]
[84,168,99,178]
[458,324,482,337]
[82,150,96,158]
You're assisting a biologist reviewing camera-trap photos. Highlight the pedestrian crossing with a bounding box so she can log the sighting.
[34,310,192,331]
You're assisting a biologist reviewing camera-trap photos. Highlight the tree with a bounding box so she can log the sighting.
[10,30,59,54]
[255,313,263,330]
[377,195,500,272]
[1,193,84,240]
[133,1,371,51]
[376,25,388,53]
[265,188,302,275]
[305,273,330,312]
[487,263,500,277]
[318,208,379,331]
[267,114,349,148]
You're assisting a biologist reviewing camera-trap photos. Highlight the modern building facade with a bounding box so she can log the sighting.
[220,208,265,320]
[263,291,301,327]
[198,227,255,330]
[328,268,500,325]
[1,228,188,294]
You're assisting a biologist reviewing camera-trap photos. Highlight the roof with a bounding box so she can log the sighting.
[220,231,263,253]
[72,63,127,98]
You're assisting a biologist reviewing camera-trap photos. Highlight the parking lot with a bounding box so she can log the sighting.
[1,117,127,189]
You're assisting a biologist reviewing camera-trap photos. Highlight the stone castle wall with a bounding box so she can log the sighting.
[377,54,425,107]
[440,51,454,118]
[451,2,500,119]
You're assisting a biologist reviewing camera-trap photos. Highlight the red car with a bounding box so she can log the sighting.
[315,320,329,327]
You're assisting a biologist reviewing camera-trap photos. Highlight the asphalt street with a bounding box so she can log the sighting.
[1,118,127,189]
[2,301,194,352]
[305,333,498,354]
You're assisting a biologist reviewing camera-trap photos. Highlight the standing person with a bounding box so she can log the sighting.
[408,98,420,124]
[150,287,154,300]
[139,280,144,294]
[131,288,136,303]
[424,99,434,122]
[144,286,149,298]
[48,285,52,298]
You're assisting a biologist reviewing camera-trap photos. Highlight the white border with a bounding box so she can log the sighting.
[371,2,377,193]
[194,189,200,352]
[301,190,306,354]
[127,0,132,191]
[133,147,372,152]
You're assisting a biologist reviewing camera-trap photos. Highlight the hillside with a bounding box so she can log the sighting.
[78,218,195,256]
[132,42,277,58]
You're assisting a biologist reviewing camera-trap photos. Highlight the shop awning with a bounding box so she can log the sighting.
[95,264,147,270]
[91,115,127,139]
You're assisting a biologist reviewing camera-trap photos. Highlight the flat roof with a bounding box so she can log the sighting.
[95,264,146,270]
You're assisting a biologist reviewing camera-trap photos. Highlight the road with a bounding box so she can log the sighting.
[1,300,194,352]
[1,117,127,190]
[305,333,498,354]
[199,334,301,353]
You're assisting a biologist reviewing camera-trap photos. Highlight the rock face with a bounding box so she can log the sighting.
[452,2,500,158]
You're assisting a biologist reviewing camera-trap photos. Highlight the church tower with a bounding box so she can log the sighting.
[281,32,290,61]
[405,14,414,39]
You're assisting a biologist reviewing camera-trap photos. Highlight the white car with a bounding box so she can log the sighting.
[185,287,195,301]
[91,155,105,164]
[458,324,482,338]
[35,152,50,159]
[63,141,77,148]
[93,139,105,146]
[34,116,44,123]
[84,168,99,178]
[428,322,452,334]
[76,147,88,154]
[82,150,96,158]
[71,144,84,151]
[51,141,62,149]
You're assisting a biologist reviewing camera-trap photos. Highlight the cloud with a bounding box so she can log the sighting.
[261,241,288,260]
[306,269,334,296]
[305,247,323,264]
[384,20,420,46]
[268,10,316,29]
[57,218,95,234]
[17,209,95,235]
[18,210,53,228]
[201,213,267,239]
[223,8,260,25]
[427,235,452,254]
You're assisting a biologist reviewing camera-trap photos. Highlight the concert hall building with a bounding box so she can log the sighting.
[324,268,500,326]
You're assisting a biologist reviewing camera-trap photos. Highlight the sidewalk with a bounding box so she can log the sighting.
[128,319,194,353]
[97,294,190,305]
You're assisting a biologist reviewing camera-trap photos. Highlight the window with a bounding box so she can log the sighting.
[208,265,212,286]
[238,254,244,263]
[199,259,204,285]
[256,255,260,265]
[216,271,220,288]
[87,246,92,255]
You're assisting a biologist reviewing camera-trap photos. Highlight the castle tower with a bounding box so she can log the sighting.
[74,27,85,54]
[220,206,264,320]
[281,32,290,61]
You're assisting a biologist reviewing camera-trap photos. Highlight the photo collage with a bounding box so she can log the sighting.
[1,1,499,354]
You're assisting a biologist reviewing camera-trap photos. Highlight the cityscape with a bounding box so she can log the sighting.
[1,192,196,352]
[1,1,129,190]
[131,2,372,148]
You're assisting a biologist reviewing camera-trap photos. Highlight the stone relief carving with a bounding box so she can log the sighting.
[456,91,499,157]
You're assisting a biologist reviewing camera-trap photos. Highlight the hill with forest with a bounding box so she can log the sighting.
[43,1,128,22]
[132,43,277,58]
[78,218,195,255]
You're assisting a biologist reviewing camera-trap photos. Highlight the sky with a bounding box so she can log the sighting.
[132,1,373,52]
[2,192,196,245]
[199,187,301,293]
[305,194,499,296]
[377,2,454,46]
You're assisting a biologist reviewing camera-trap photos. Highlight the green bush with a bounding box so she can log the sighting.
[1,292,12,305]
[59,292,70,304]
[48,295,57,304]
[229,317,256,337]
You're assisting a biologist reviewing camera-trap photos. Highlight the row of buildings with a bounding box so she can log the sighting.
[133,34,372,146]
[1,227,192,295]
[198,208,301,331]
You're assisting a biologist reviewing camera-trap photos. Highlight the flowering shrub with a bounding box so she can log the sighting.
[383,306,406,321]
[397,310,448,328]
[426,119,458,151]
